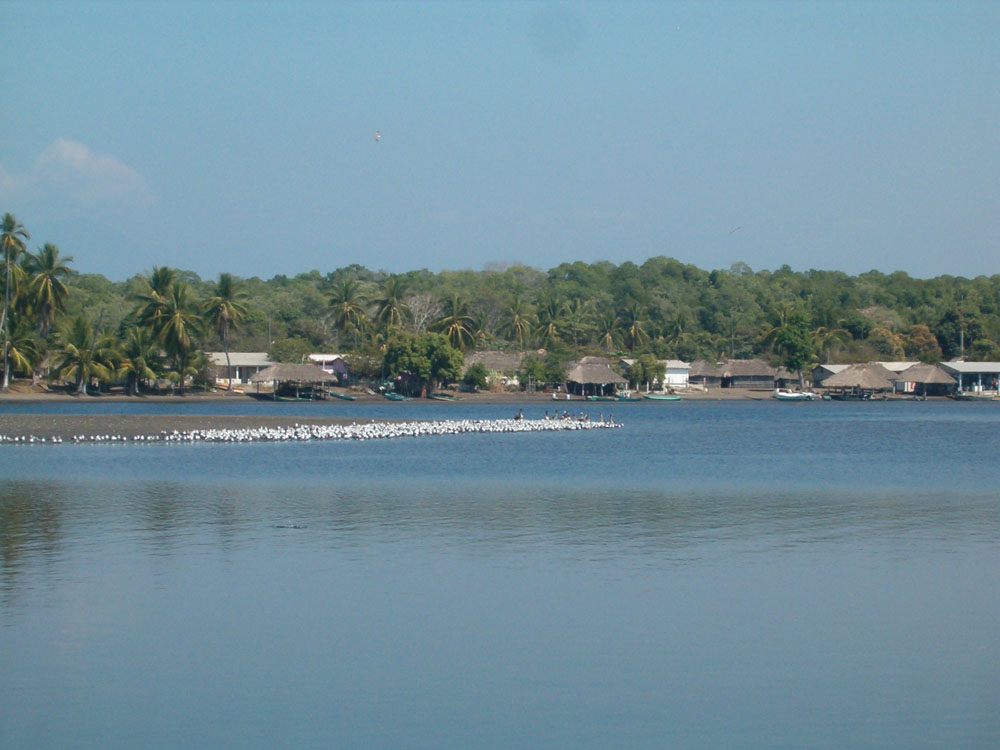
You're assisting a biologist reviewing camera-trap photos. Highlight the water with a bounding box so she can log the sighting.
[2,401,999,748]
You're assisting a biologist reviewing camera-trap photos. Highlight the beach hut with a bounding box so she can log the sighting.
[939,361,1000,395]
[659,359,691,389]
[893,363,956,397]
[820,362,895,399]
[811,363,849,387]
[565,362,627,397]
[688,360,725,388]
[463,351,525,390]
[249,363,340,400]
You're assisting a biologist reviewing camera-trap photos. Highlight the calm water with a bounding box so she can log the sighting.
[2,400,999,748]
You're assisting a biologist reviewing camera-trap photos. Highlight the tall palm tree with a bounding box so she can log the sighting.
[500,298,534,349]
[373,277,410,331]
[2,311,41,381]
[118,326,159,396]
[564,297,593,353]
[620,303,650,351]
[158,282,203,369]
[434,294,475,351]
[202,273,248,384]
[1,213,30,389]
[596,311,620,353]
[52,315,113,395]
[25,243,74,337]
[328,278,367,347]
[535,296,566,349]
[133,265,177,336]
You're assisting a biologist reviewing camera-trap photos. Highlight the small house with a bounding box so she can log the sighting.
[208,352,273,386]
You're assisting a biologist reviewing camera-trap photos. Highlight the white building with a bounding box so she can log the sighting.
[208,352,273,386]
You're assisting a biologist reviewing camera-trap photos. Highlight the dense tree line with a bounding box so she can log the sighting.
[2,211,999,393]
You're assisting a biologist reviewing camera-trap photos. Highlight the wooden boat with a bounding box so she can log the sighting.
[643,393,681,401]
[587,395,617,402]
[951,391,999,402]
[383,392,410,401]
[773,388,817,401]
[330,391,356,401]
[429,393,461,401]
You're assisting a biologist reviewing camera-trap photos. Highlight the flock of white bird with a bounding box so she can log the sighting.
[0,418,620,445]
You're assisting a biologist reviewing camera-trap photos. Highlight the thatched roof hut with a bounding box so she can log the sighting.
[895,363,956,385]
[250,363,340,384]
[565,362,626,396]
[463,351,523,374]
[821,363,895,390]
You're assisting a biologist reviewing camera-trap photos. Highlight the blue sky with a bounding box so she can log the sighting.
[2,1,997,281]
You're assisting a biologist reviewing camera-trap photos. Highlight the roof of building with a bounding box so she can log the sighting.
[660,359,690,370]
[940,361,1000,374]
[821,362,895,390]
[207,352,272,368]
[308,353,345,362]
[463,350,524,373]
[894,363,956,385]
[566,363,627,385]
[249,363,340,383]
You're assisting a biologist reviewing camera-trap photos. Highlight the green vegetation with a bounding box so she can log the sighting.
[2,211,999,394]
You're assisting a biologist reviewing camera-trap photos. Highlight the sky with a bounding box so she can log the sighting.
[2,0,997,281]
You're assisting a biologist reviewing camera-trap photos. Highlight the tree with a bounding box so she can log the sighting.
[435,295,475,351]
[24,243,74,337]
[373,277,411,331]
[625,353,665,390]
[1,213,30,389]
[382,332,462,396]
[133,266,178,337]
[462,362,489,391]
[772,313,814,384]
[328,278,368,346]
[118,326,159,396]
[202,273,248,383]
[535,296,566,348]
[499,298,534,349]
[158,282,203,367]
[52,315,114,394]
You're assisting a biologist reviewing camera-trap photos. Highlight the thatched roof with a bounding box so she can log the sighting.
[566,363,627,385]
[722,359,778,377]
[689,360,724,377]
[578,355,615,366]
[821,362,895,390]
[895,363,956,385]
[463,350,523,373]
[249,363,340,383]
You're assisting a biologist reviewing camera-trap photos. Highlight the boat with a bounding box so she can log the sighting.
[329,391,356,401]
[643,393,681,401]
[951,391,999,402]
[587,395,617,402]
[383,392,410,401]
[773,388,817,401]
[429,393,461,401]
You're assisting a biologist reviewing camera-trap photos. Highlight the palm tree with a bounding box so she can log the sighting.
[564,297,593,353]
[202,273,248,384]
[535,296,567,349]
[500,298,534,349]
[328,278,367,347]
[1,213,30,389]
[158,282,203,370]
[133,265,177,336]
[118,326,159,396]
[620,303,649,351]
[2,311,41,381]
[812,324,851,363]
[596,311,620,353]
[434,295,475,351]
[373,277,410,331]
[52,315,113,395]
[25,243,74,337]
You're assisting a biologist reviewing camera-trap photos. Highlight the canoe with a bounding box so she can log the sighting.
[587,395,617,402]
[383,392,410,401]
[642,394,681,401]
[330,391,356,401]
[429,393,461,401]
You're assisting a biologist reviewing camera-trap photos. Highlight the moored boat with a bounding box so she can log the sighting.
[383,392,410,401]
[642,393,681,401]
[773,388,817,401]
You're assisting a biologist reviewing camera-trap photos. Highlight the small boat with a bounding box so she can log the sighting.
[951,391,998,402]
[587,395,617,402]
[383,392,410,401]
[773,388,817,401]
[429,393,461,401]
[643,393,681,401]
[330,391,356,401]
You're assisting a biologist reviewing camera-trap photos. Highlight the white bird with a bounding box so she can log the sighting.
[374,130,381,142]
